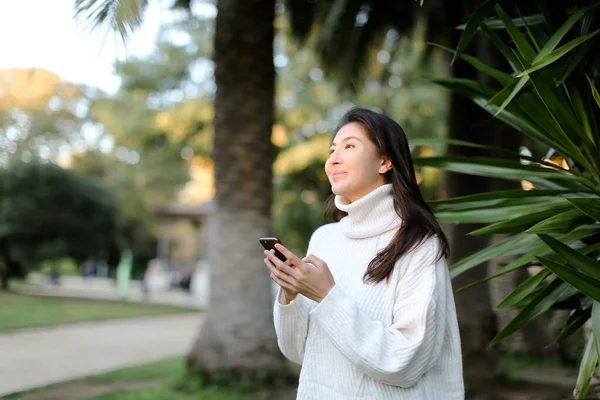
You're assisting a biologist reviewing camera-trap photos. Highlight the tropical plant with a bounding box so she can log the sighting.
[415,1,600,396]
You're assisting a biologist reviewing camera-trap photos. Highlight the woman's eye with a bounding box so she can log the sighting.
[345,144,354,149]
[329,149,335,154]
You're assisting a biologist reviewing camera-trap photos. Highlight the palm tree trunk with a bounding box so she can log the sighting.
[186,0,287,383]
[1,271,9,290]
[1,239,12,291]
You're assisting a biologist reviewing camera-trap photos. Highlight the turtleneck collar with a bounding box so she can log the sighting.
[334,184,402,239]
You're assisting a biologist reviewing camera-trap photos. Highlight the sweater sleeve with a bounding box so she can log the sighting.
[273,289,310,364]
[272,229,322,364]
[308,239,447,387]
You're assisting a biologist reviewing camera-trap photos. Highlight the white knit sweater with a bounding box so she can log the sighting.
[273,184,464,399]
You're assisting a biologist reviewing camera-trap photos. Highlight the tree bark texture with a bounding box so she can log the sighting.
[187,0,286,381]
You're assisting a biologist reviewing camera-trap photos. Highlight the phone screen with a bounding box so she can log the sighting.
[259,237,287,262]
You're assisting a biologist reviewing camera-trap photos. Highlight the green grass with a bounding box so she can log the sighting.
[6,351,577,400]
[85,357,186,384]
[0,292,199,331]
[2,357,185,399]
[84,385,259,400]
[82,381,297,400]
[6,357,297,400]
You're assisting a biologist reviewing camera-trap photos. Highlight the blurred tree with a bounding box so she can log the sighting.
[81,0,288,381]
[275,11,449,145]
[70,17,215,276]
[0,68,93,167]
[184,0,288,382]
[0,160,120,290]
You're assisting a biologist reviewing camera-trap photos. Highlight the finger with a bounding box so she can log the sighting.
[267,250,301,275]
[264,257,280,275]
[274,243,304,267]
[264,256,277,271]
[274,257,300,277]
[303,254,325,268]
[271,273,295,292]
[264,249,287,269]
[264,259,295,285]
[268,266,297,290]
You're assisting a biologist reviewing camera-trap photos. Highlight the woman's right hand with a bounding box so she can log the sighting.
[264,252,298,304]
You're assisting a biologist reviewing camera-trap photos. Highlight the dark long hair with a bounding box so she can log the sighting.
[324,107,449,284]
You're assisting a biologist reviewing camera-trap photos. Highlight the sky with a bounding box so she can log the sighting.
[0,0,214,95]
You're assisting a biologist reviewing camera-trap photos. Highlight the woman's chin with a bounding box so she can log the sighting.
[330,184,342,195]
[331,184,350,198]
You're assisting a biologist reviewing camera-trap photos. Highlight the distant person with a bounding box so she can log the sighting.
[263,108,464,399]
[116,249,133,298]
[49,268,60,286]
[179,272,192,294]
[80,259,94,278]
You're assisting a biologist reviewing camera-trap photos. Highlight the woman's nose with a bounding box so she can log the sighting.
[328,150,341,164]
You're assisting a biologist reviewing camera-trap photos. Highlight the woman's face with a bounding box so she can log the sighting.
[325,122,391,203]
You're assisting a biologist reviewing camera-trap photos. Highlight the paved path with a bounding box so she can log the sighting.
[0,313,203,397]
[18,273,208,309]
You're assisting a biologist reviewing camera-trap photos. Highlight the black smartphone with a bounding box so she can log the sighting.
[259,237,287,262]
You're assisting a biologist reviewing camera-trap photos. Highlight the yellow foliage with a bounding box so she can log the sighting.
[415,171,422,184]
[316,168,328,182]
[282,191,296,204]
[62,85,79,99]
[419,145,435,157]
[190,155,213,168]
[155,111,171,131]
[0,68,79,111]
[548,154,569,170]
[420,166,438,184]
[155,98,214,142]
[521,180,536,191]
[271,124,289,147]
[178,156,215,204]
[419,104,434,116]
[415,39,426,51]
[521,155,570,191]
[284,106,311,128]
[273,134,330,175]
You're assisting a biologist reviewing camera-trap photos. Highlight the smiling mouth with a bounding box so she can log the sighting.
[331,172,346,178]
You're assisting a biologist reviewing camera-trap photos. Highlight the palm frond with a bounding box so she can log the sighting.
[74,0,147,43]
[429,2,600,395]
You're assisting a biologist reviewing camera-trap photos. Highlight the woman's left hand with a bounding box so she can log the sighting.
[264,243,335,303]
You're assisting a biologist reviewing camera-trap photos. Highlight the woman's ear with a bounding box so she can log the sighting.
[379,156,393,174]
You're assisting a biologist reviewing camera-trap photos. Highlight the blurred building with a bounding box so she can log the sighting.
[149,201,214,294]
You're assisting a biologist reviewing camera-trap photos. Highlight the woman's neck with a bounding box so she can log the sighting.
[341,181,388,204]
[334,184,402,239]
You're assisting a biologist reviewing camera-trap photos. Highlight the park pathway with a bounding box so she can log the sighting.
[0,313,202,397]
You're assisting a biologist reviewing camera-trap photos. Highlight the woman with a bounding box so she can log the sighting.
[264,107,464,399]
